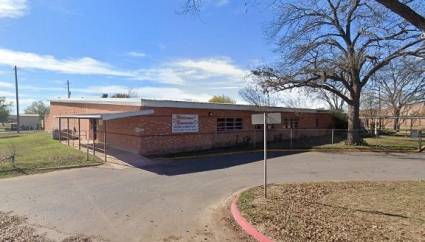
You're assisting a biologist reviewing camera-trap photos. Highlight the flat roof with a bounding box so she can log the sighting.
[9,114,40,117]
[51,98,330,113]
[56,110,154,120]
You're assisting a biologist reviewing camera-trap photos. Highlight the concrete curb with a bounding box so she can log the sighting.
[1,163,103,173]
[230,193,273,242]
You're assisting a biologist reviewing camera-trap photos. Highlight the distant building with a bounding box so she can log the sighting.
[361,102,425,131]
[8,114,42,130]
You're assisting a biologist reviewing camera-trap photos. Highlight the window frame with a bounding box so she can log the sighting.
[217,117,243,132]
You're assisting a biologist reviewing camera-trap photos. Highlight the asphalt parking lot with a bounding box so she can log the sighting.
[0,151,424,241]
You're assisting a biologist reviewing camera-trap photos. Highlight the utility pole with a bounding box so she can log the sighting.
[263,112,267,198]
[378,85,381,129]
[67,80,71,98]
[14,66,20,134]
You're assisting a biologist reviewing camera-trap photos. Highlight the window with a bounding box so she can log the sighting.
[283,118,299,128]
[315,118,319,128]
[217,118,243,131]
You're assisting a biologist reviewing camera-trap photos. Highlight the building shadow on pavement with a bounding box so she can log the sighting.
[141,151,303,176]
[78,143,304,176]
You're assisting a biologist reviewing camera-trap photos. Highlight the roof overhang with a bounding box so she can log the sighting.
[50,98,331,114]
[56,109,154,120]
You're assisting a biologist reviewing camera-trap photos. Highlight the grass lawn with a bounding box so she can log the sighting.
[239,181,425,241]
[162,135,421,159]
[315,135,421,151]
[0,132,102,178]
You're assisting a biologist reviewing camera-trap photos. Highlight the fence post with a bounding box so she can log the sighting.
[86,142,89,161]
[375,127,379,149]
[253,128,256,149]
[290,128,293,148]
[419,131,423,152]
[331,129,334,144]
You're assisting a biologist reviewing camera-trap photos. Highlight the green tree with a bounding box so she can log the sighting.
[0,97,11,123]
[208,95,236,104]
[110,89,138,98]
[111,93,131,98]
[25,101,50,119]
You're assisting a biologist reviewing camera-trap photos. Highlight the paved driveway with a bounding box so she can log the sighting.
[0,151,424,241]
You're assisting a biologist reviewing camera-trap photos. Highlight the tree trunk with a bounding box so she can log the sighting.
[375,0,425,31]
[393,108,401,131]
[347,98,362,145]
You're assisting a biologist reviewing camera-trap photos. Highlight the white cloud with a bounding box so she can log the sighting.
[0,48,254,104]
[0,48,136,77]
[0,81,13,88]
[131,57,249,87]
[0,90,14,97]
[175,57,248,79]
[73,85,212,102]
[0,49,249,86]
[127,51,147,58]
[0,0,28,18]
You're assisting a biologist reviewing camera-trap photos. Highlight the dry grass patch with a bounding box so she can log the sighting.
[239,181,425,241]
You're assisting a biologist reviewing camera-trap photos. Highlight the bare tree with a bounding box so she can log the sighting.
[208,95,236,104]
[370,57,425,130]
[360,90,380,130]
[252,0,425,144]
[184,0,425,31]
[308,87,347,111]
[375,0,425,31]
[239,85,278,106]
[110,89,138,98]
[181,0,202,13]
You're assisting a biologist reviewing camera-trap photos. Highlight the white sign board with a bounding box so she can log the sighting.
[172,114,199,133]
[251,113,282,125]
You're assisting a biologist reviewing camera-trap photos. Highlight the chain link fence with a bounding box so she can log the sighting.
[209,128,424,152]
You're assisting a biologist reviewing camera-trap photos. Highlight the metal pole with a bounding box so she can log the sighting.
[332,129,334,144]
[86,139,89,161]
[67,118,70,146]
[58,118,61,142]
[14,66,20,134]
[263,112,267,199]
[92,120,96,157]
[253,128,256,149]
[290,128,293,148]
[78,119,81,150]
[375,120,379,149]
[419,131,422,151]
[104,120,107,162]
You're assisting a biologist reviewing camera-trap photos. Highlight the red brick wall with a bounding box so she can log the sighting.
[47,102,335,155]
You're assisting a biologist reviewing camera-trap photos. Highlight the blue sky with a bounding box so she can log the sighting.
[0,0,317,111]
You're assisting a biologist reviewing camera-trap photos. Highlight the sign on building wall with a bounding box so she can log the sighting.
[172,114,199,133]
[251,113,282,125]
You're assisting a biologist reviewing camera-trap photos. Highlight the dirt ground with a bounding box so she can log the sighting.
[0,211,98,242]
[239,181,425,241]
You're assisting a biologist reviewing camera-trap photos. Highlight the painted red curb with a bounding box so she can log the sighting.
[231,194,273,242]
